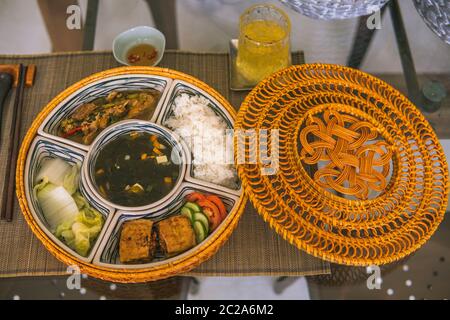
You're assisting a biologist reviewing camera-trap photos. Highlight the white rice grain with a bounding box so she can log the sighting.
[165,94,237,189]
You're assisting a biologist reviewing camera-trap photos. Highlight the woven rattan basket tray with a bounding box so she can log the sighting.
[16,66,246,282]
[235,63,448,266]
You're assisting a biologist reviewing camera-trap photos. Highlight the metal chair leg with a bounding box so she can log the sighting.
[82,0,99,51]
[188,277,201,296]
[273,276,299,295]
[37,0,84,52]
[388,0,421,105]
[145,0,179,49]
[347,6,387,69]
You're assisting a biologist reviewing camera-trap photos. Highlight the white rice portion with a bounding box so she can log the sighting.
[165,93,238,189]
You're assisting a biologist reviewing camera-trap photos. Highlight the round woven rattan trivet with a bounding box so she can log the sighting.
[235,63,448,266]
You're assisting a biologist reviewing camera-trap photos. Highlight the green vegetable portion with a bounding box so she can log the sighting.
[193,221,207,243]
[181,207,194,221]
[184,202,201,213]
[180,202,211,244]
[193,212,209,234]
[34,158,104,257]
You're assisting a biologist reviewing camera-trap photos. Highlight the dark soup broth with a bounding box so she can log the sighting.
[94,132,180,207]
[58,90,161,145]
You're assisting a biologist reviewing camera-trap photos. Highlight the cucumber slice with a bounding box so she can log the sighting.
[181,207,194,221]
[184,202,202,212]
[193,221,207,243]
[193,212,209,234]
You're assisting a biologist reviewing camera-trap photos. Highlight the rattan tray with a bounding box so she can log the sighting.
[16,66,246,282]
[234,63,448,266]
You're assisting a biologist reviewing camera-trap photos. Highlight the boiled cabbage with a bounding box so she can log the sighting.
[35,157,72,186]
[34,159,103,257]
[34,178,78,231]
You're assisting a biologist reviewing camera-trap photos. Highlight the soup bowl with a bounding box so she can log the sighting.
[83,120,189,212]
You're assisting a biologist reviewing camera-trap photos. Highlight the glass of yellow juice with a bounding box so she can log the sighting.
[236,4,291,84]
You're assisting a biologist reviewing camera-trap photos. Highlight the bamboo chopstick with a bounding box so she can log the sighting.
[1,64,26,221]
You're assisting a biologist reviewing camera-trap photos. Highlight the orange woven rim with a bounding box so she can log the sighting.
[235,63,448,266]
[16,66,246,283]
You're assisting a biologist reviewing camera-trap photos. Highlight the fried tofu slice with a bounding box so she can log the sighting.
[119,219,156,264]
[157,215,196,256]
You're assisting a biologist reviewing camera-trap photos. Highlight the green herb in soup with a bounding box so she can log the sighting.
[94,132,180,207]
[58,90,160,145]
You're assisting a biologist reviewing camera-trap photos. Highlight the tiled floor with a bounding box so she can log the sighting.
[0,276,310,300]
[188,277,310,300]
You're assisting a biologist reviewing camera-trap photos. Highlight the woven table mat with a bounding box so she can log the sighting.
[0,50,330,278]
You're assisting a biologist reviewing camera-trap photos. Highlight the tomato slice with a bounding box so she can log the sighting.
[185,192,206,202]
[197,199,222,230]
[201,207,221,231]
[206,195,227,220]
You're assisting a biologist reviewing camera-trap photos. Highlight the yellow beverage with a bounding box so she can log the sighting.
[236,6,290,84]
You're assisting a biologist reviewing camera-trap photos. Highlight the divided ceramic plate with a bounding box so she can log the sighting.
[16,67,246,282]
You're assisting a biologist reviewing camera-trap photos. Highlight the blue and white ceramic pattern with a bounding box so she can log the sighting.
[38,74,172,151]
[24,137,115,263]
[83,120,189,213]
[94,182,239,268]
[159,80,242,196]
[278,0,390,20]
[24,72,242,269]
[414,0,450,45]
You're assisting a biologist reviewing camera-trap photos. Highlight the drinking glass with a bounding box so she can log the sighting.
[236,5,291,84]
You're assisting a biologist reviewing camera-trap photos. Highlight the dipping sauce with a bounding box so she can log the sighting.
[94,132,180,207]
[126,43,158,66]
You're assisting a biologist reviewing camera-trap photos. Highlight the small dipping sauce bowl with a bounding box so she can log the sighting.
[113,26,165,66]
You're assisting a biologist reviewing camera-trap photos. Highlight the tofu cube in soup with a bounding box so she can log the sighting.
[119,220,156,264]
[157,215,196,256]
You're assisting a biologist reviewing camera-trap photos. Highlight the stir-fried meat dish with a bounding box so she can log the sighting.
[58,90,160,144]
